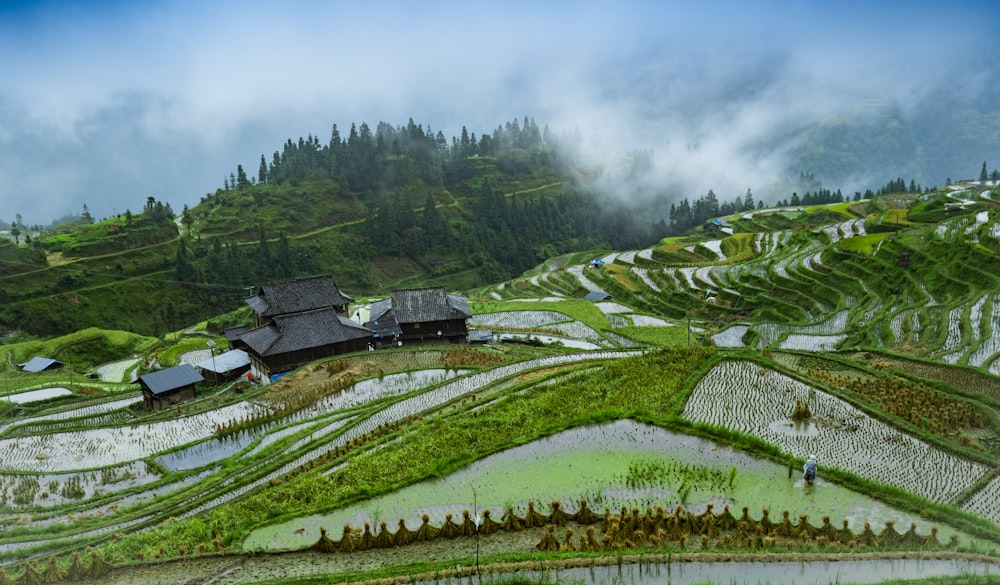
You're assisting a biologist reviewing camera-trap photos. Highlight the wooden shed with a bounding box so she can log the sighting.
[139,363,204,411]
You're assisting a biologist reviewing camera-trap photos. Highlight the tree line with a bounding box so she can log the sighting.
[219,116,550,198]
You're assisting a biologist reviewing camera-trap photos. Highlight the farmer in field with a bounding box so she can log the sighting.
[803,455,817,486]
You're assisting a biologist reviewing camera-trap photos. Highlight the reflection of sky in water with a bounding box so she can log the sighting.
[157,369,465,471]
[246,420,948,551]
[1,387,72,403]
[499,334,600,349]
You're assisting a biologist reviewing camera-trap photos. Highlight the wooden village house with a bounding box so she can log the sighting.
[366,287,471,347]
[238,307,371,380]
[244,274,353,327]
[139,363,204,411]
[225,276,473,381]
[230,275,367,381]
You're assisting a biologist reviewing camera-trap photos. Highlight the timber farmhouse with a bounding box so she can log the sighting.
[225,276,471,381]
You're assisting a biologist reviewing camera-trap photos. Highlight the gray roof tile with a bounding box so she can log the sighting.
[139,364,204,395]
[369,287,471,324]
[246,275,353,317]
[240,308,371,356]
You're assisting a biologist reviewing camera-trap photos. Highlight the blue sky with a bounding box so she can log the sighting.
[1,0,998,224]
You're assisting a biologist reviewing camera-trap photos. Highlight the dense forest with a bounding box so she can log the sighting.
[180,116,671,292]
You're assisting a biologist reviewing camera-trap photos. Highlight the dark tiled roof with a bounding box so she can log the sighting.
[240,308,371,357]
[364,315,403,339]
[139,364,204,395]
[223,325,251,342]
[370,287,471,324]
[585,291,612,301]
[245,275,353,317]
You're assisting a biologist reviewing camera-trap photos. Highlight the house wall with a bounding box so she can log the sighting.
[398,318,468,345]
[142,386,196,411]
[252,338,372,380]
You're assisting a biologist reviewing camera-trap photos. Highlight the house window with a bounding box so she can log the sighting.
[414,322,421,329]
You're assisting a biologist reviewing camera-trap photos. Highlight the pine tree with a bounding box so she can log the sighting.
[81,203,94,224]
[236,165,250,189]
[981,161,989,183]
[258,154,269,184]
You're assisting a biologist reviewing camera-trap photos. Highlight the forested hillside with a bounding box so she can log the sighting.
[0,117,673,337]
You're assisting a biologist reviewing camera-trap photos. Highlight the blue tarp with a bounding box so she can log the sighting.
[585,291,612,301]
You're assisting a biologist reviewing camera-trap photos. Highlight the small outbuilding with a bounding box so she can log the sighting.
[139,363,204,411]
[585,291,613,301]
[18,356,63,373]
[196,349,252,384]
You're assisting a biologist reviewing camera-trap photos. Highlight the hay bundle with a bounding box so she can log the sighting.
[774,510,795,538]
[583,526,601,551]
[373,521,393,549]
[547,501,571,526]
[700,509,719,538]
[759,508,773,534]
[358,523,377,550]
[440,514,462,538]
[338,525,356,553]
[717,504,738,531]
[879,520,902,545]
[838,519,854,544]
[820,516,839,541]
[738,506,756,531]
[523,501,548,528]
[392,519,413,546]
[901,522,922,546]
[601,520,622,550]
[479,509,501,535]
[796,514,819,539]
[65,552,86,582]
[460,510,477,536]
[86,551,112,580]
[572,499,600,525]
[535,525,559,551]
[859,521,879,547]
[311,527,337,553]
[15,562,41,585]
[413,515,439,542]
[559,527,576,552]
[500,507,524,532]
[41,557,63,584]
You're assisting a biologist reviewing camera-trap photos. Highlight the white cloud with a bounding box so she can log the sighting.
[0,0,998,223]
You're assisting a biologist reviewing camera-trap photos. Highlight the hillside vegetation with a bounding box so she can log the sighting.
[0,117,682,338]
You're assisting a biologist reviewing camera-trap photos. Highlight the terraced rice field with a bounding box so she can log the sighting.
[682,360,989,504]
[3,196,1000,583]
